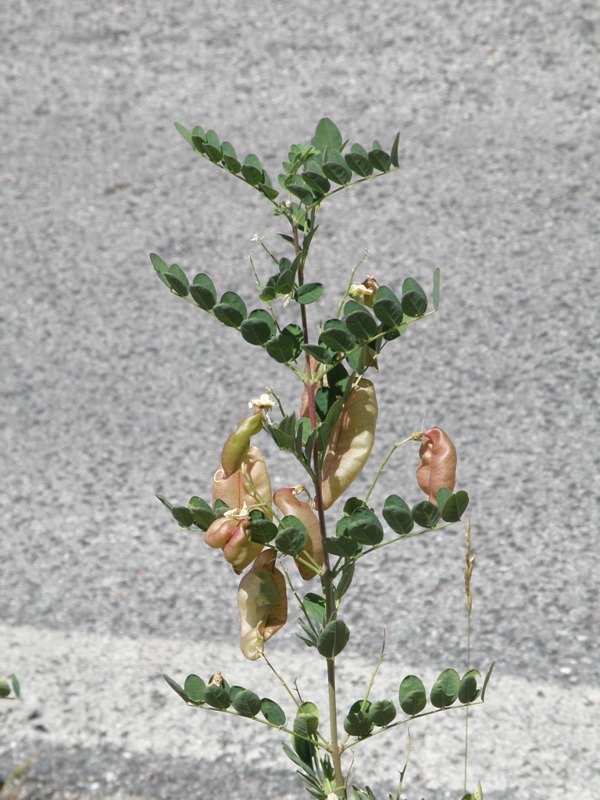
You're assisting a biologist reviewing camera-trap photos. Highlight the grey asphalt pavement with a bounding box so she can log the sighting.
[1,1,599,799]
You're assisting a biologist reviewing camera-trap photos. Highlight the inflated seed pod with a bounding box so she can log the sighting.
[273,487,324,580]
[220,409,263,478]
[416,427,457,505]
[213,445,272,514]
[205,516,259,574]
[320,378,378,510]
[299,356,326,419]
[206,445,272,572]
[237,548,287,660]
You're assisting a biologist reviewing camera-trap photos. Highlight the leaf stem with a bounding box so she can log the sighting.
[341,700,484,753]
[261,652,302,710]
[280,561,319,637]
[340,631,386,750]
[335,250,369,318]
[362,629,386,708]
[349,522,456,566]
[363,434,421,504]
[308,168,401,209]
[464,518,475,794]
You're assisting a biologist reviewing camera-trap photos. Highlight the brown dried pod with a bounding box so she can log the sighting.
[416,427,457,505]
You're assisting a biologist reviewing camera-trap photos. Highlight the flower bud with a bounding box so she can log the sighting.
[320,378,378,509]
[238,548,287,660]
[417,427,457,505]
[348,276,380,307]
[273,487,323,580]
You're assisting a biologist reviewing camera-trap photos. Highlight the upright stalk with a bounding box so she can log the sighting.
[463,519,475,794]
[293,218,345,796]
[314,459,344,794]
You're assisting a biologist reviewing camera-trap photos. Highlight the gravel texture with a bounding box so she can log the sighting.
[1,1,599,798]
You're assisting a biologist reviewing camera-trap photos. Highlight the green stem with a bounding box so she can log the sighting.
[292,215,345,796]
[362,630,386,708]
[259,240,280,266]
[189,698,320,743]
[363,435,421,505]
[293,222,311,365]
[261,652,301,710]
[295,552,323,577]
[249,252,281,332]
[307,168,400,210]
[281,562,319,637]
[397,732,411,800]
[464,519,474,794]
[464,697,470,793]
[335,250,369,318]
[313,454,344,793]
[341,700,484,752]
[341,631,386,750]
[344,523,456,570]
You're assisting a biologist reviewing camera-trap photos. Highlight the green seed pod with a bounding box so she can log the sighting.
[220,409,263,478]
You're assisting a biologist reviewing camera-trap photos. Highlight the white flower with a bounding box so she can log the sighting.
[249,392,274,410]
[224,502,250,520]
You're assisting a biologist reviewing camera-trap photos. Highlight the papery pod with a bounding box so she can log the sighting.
[273,487,324,580]
[417,427,457,505]
[205,516,260,574]
[213,445,272,516]
[207,445,272,572]
[204,516,237,550]
[320,378,377,509]
[238,548,287,660]
[221,409,263,478]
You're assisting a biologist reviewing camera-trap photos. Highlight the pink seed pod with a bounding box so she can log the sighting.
[417,427,457,505]
[299,356,326,419]
[237,548,287,660]
[220,409,264,478]
[206,445,272,573]
[213,445,272,515]
[273,487,324,580]
[320,378,378,509]
[205,516,260,574]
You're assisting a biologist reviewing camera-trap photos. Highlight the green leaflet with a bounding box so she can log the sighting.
[317,619,350,658]
[399,675,427,716]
